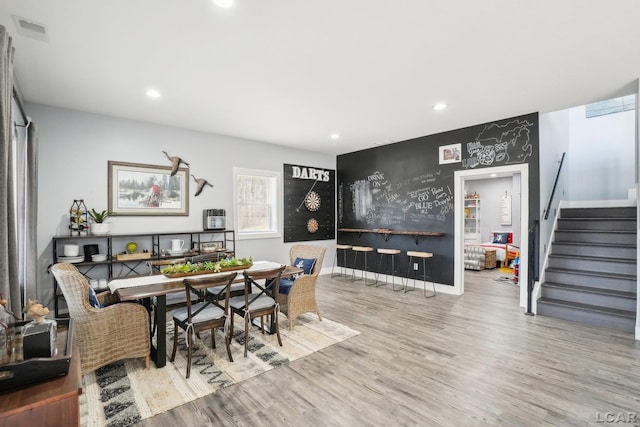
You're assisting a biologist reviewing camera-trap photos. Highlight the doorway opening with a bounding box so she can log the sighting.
[454,164,530,307]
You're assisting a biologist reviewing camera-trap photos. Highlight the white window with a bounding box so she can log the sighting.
[586,94,636,118]
[233,167,281,240]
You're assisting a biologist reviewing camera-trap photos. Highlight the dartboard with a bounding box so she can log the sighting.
[305,191,321,211]
[307,218,319,233]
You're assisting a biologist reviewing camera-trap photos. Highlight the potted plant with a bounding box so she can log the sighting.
[88,209,111,235]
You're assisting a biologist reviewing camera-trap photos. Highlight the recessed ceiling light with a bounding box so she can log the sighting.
[490,173,497,177]
[433,103,447,111]
[213,0,234,8]
[146,89,161,99]
[330,133,341,140]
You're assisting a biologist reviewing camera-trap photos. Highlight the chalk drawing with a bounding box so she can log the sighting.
[347,169,452,225]
[463,118,534,168]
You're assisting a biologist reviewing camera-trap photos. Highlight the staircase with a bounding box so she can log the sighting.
[537,206,637,333]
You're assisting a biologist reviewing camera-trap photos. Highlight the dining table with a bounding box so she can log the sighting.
[107,261,302,368]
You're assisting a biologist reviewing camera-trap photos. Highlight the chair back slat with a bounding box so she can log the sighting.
[183,272,238,320]
[241,266,285,309]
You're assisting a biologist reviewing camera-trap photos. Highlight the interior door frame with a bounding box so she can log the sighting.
[454,163,530,307]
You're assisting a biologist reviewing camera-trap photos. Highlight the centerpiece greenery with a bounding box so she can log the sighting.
[161,256,253,276]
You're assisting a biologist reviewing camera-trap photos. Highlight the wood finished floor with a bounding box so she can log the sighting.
[134,269,640,427]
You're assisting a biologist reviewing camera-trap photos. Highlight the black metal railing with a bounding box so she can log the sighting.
[525,219,539,316]
[543,152,566,220]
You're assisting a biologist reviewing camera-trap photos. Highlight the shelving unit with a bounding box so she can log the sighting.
[464,197,481,244]
[51,229,235,317]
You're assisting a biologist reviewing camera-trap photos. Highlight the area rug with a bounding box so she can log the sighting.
[79,314,359,427]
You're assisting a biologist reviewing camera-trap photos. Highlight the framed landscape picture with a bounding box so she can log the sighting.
[108,161,189,216]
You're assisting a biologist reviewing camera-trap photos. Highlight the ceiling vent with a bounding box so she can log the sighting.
[12,15,49,42]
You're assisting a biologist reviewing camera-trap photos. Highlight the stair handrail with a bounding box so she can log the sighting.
[543,152,566,220]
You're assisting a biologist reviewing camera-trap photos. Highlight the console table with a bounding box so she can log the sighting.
[52,229,236,316]
[0,343,81,427]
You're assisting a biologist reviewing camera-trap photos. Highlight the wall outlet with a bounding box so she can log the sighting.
[413,263,418,270]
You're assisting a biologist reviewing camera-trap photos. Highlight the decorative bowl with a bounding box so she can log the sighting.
[63,244,79,257]
[91,254,107,262]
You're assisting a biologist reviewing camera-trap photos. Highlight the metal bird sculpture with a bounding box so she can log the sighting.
[192,175,213,196]
[162,151,190,176]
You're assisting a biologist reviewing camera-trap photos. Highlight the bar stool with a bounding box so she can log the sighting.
[406,250,436,298]
[351,246,374,285]
[331,244,353,280]
[375,248,403,290]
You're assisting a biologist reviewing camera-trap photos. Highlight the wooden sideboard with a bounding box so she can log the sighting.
[0,343,81,427]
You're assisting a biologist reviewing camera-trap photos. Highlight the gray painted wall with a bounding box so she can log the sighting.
[539,109,571,258]
[567,106,635,201]
[28,103,336,306]
[466,176,520,245]
[538,105,635,259]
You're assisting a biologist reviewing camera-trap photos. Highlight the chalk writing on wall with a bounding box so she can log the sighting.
[347,169,453,226]
[462,118,534,168]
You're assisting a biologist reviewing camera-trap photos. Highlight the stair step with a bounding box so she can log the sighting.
[557,218,636,231]
[553,230,636,245]
[541,282,636,311]
[560,207,637,219]
[538,297,635,317]
[542,282,636,298]
[537,297,636,333]
[542,206,637,333]
[547,254,636,276]
[551,242,636,260]
[545,267,636,292]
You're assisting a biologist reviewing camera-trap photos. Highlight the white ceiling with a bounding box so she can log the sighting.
[1,0,639,156]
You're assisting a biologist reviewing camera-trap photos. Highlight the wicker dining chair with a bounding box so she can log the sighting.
[50,263,150,375]
[229,266,285,357]
[276,245,326,330]
[170,272,238,378]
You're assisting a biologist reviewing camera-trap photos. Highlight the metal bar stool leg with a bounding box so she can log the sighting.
[332,244,353,280]
[351,246,374,284]
[342,248,349,279]
[376,249,401,289]
[392,252,404,291]
[374,252,384,286]
[364,251,375,286]
[350,250,360,282]
[388,253,402,290]
[331,250,339,278]
[406,251,436,297]
[405,255,416,293]
[423,257,436,298]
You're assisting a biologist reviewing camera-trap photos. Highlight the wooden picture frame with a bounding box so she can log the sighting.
[108,161,189,216]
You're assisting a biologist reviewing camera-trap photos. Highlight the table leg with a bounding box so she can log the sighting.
[150,295,167,368]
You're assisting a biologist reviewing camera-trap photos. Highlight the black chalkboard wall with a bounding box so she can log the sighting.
[337,113,540,286]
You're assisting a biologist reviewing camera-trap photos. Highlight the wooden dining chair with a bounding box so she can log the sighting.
[169,272,238,378]
[229,266,285,358]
